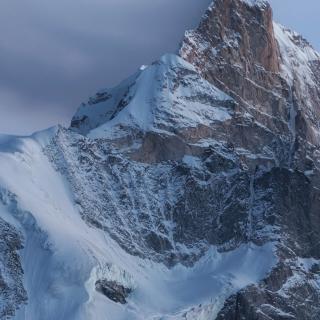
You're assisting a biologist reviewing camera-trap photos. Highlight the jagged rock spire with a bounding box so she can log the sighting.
[180,0,280,88]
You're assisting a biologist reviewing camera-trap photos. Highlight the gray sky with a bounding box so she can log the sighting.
[0,0,319,135]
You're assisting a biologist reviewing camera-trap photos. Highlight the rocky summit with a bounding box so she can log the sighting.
[1,0,320,319]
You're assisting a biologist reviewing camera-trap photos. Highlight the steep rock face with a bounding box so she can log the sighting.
[0,208,26,318]
[180,0,283,117]
[180,0,320,318]
[180,0,292,177]
[180,0,320,173]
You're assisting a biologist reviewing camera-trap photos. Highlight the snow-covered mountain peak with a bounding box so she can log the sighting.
[2,0,320,319]
[71,53,234,140]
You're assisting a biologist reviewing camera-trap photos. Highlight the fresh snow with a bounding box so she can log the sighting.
[72,54,233,140]
[274,23,320,89]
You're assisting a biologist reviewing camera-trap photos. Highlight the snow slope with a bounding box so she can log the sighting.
[0,129,277,319]
[71,54,234,140]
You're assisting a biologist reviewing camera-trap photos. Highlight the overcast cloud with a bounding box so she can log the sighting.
[0,0,318,135]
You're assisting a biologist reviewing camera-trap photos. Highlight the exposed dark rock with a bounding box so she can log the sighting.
[95,280,132,304]
[0,214,27,318]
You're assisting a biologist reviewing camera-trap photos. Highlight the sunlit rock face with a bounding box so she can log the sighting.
[180,0,281,113]
[180,0,320,173]
[1,0,320,319]
[180,0,320,318]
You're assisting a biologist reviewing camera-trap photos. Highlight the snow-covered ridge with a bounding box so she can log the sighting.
[274,22,320,87]
[71,54,234,139]
[240,0,268,8]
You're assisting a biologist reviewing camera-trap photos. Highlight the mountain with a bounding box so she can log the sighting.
[1,0,320,319]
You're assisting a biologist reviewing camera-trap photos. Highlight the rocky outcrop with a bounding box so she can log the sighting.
[216,259,320,320]
[180,0,283,115]
[0,214,26,318]
[95,280,132,304]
